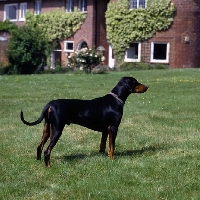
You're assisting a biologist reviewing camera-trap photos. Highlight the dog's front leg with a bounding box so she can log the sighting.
[99,131,108,153]
[108,126,118,159]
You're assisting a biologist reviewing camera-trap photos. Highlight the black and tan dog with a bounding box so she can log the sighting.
[20,77,148,167]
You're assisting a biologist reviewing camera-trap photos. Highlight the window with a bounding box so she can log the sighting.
[4,4,18,21]
[19,3,27,21]
[64,41,74,52]
[35,0,42,15]
[125,43,141,62]
[77,41,88,50]
[130,0,146,9]
[66,0,74,12]
[78,0,87,12]
[151,42,170,63]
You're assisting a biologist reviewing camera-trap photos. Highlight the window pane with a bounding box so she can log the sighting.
[153,44,167,60]
[130,0,137,9]
[139,0,146,8]
[65,42,74,51]
[78,0,87,12]
[67,0,74,12]
[67,43,73,50]
[83,0,87,11]
[127,47,135,59]
[20,3,27,19]
[127,43,138,59]
[35,1,42,15]
[6,5,17,20]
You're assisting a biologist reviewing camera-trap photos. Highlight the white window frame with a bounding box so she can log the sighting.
[150,42,170,63]
[124,42,141,62]
[78,0,87,12]
[130,0,146,9]
[19,3,27,21]
[4,4,18,21]
[64,41,74,52]
[35,0,42,15]
[66,0,74,12]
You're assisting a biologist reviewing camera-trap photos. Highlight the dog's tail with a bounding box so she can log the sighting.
[20,104,50,126]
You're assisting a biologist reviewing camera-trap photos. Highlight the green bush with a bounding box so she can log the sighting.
[67,48,102,72]
[152,63,169,69]
[6,25,51,74]
[0,19,18,33]
[120,62,168,71]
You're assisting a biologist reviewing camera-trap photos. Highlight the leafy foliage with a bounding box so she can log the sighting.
[106,0,176,63]
[25,9,86,42]
[67,48,102,72]
[119,62,168,71]
[7,26,51,74]
[0,19,18,33]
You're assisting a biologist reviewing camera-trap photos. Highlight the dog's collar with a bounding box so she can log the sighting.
[109,92,124,105]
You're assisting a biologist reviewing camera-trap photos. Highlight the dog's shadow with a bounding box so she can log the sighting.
[61,145,163,163]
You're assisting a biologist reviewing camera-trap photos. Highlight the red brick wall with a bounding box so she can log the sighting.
[61,0,110,65]
[60,0,96,64]
[95,0,110,63]
[109,0,200,68]
[145,0,200,68]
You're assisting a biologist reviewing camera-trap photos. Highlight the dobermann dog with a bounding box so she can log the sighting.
[20,77,148,167]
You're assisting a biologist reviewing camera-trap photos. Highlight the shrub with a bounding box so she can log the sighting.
[6,25,51,74]
[67,48,102,72]
[0,19,18,33]
[152,63,169,69]
[91,65,108,74]
[119,62,168,71]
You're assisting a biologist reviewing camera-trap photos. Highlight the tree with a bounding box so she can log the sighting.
[7,25,51,74]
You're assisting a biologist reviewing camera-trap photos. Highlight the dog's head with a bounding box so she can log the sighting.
[121,77,148,93]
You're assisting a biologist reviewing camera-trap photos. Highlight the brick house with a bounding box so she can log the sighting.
[0,0,200,68]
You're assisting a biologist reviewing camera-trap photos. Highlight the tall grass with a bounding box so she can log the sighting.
[0,69,200,199]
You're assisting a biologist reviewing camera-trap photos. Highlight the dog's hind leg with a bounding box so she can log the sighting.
[37,121,50,160]
[44,124,65,167]
[99,131,108,154]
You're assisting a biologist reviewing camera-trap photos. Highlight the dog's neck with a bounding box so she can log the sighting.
[110,86,131,104]
[110,92,124,105]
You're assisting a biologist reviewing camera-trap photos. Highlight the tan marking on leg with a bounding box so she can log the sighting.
[37,122,50,158]
[108,131,114,159]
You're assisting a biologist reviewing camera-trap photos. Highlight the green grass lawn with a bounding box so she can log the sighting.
[0,69,200,200]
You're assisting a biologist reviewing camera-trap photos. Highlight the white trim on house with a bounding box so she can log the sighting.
[109,44,115,68]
